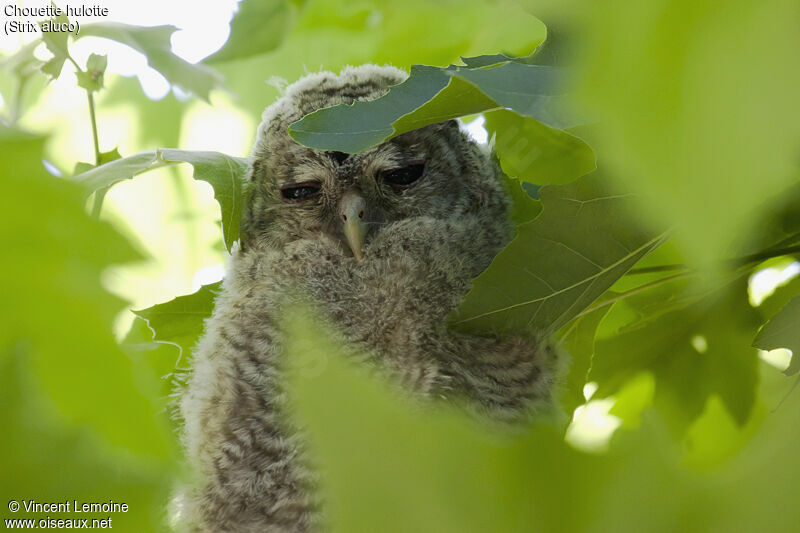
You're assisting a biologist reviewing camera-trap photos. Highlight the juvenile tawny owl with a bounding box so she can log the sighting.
[179,64,558,532]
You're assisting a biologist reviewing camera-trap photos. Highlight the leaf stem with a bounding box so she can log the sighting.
[773,374,800,412]
[573,272,690,320]
[87,91,101,165]
[626,244,800,276]
[732,245,800,267]
[626,264,686,275]
[564,241,800,333]
[85,90,108,218]
[770,231,800,249]
[65,53,82,74]
[569,242,800,334]
[68,51,107,218]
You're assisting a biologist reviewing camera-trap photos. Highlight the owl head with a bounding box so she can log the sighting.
[241,64,509,259]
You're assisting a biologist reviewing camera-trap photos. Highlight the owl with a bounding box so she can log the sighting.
[178,64,559,532]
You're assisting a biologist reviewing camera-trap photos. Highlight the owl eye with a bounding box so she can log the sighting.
[280,183,320,201]
[379,162,426,188]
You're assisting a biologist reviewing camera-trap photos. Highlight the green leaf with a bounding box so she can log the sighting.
[39,12,71,79]
[456,63,573,124]
[607,372,655,430]
[79,23,222,100]
[457,23,560,69]
[289,61,578,153]
[559,304,614,414]
[73,147,122,174]
[754,265,800,322]
[450,172,665,335]
[76,53,107,92]
[745,181,800,254]
[132,281,221,363]
[98,146,121,164]
[374,2,545,67]
[206,0,294,63]
[287,65,446,153]
[73,161,94,174]
[160,149,249,252]
[599,271,744,339]
[389,69,499,137]
[71,149,160,186]
[86,51,107,73]
[594,242,749,339]
[498,172,541,226]
[0,40,42,77]
[460,52,539,68]
[0,42,48,124]
[591,280,760,434]
[753,296,800,376]
[121,316,184,400]
[485,109,595,185]
[70,149,249,251]
[0,126,173,458]
[681,394,766,471]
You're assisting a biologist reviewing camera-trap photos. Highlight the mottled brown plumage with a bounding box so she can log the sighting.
[178,65,559,532]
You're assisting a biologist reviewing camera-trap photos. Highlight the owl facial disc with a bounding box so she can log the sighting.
[340,191,368,261]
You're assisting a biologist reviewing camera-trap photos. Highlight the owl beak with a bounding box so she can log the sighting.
[340,192,368,261]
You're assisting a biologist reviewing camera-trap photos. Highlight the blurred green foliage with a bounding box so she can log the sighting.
[0,128,180,531]
[1,0,799,531]
[571,0,800,268]
[79,23,222,100]
[288,313,800,533]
